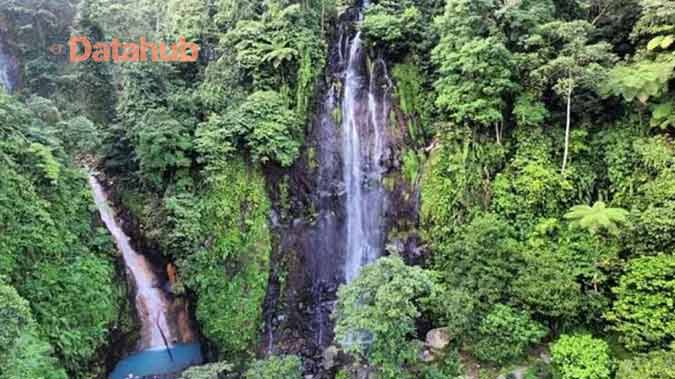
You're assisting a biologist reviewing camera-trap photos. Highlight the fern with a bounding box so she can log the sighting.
[564,201,629,235]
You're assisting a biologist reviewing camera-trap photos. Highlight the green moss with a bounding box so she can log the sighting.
[332,105,342,125]
[175,159,272,361]
[307,146,318,170]
[0,153,127,378]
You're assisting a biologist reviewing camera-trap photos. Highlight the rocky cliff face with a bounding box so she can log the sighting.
[261,6,422,378]
[0,27,20,92]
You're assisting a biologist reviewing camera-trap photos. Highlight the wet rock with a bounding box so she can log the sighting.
[425,327,450,350]
[355,365,377,379]
[322,345,339,370]
[420,349,436,363]
[497,366,528,379]
[540,352,551,364]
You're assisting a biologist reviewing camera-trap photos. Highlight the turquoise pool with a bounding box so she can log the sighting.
[109,343,203,379]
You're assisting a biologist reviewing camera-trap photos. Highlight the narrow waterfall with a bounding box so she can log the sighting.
[308,3,391,347]
[89,176,173,349]
[261,1,393,362]
[89,175,202,379]
[0,38,19,93]
[341,29,388,283]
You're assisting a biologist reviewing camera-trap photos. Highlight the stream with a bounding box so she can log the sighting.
[88,175,202,379]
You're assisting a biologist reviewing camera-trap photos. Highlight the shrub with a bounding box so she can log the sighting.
[0,282,32,357]
[244,355,302,379]
[472,304,547,364]
[551,335,611,379]
[177,160,272,359]
[616,349,675,379]
[334,256,442,379]
[606,255,675,350]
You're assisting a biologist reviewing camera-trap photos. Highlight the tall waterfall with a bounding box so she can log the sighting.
[263,2,392,356]
[88,176,172,350]
[0,38,19,93]
[341,29,388,283]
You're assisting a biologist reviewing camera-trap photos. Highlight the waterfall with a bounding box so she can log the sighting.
[341,28,388,283]
[88,176,173,350]
[0,38,19,93]
[262,2,392,355]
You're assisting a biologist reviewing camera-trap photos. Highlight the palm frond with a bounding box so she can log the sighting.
[564,201,629,236]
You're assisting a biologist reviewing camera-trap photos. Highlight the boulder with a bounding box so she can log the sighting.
[425,327,451,350]
[322,345,339,370]
[420,349,436,363]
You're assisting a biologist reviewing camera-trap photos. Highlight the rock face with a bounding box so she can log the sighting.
[420,349,436,363]
[425,327,451,350]
[497,366,528,379]
[322,345,339,370]
[258,6,421,379]
[0,32,20,93]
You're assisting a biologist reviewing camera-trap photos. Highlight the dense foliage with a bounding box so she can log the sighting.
[551,334,612,379]
[335,256,441,379]
[244,355,303,379]
[0,91,126,379]
[1,0,674,378]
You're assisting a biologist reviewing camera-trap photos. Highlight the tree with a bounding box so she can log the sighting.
[551,334,611,379]
[22,257,121,373]
[361,2,422,54]
[433,37,516,143]
[70,6,117,124]
[85,0,167,40]
[472,304,547,364]
[334,256,442,379]
[57,116,102,156]
[0,282,32,357]
[244,355,303,379]
[0,332,68,379]
[136,107,193,188]
[167,0,213,42]
[222,1,323,96]
[564,201,629,236]
[606,255,675,350]
[197,91,302,168]
[603,59,675,105]
[512,252,583,326]
[176,159,272,359]
[437,289,477,342]
[631,0,675,43]
[179,361,234,379]
[530,21,616,173]
[0,283,67,379]
[616,349,675,379]
[433,213,523,313]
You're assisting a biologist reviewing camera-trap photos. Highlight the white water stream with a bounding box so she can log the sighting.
[341,27,388,283]
[88,176,172,350]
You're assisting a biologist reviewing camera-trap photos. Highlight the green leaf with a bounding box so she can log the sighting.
[648,36,665,51]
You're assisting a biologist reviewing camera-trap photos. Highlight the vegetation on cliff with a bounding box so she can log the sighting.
[0,0,674,378]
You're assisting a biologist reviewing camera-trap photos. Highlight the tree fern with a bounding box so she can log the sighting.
[564,201,629,235]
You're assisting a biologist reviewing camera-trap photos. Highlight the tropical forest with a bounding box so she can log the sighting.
[0,0,674,378]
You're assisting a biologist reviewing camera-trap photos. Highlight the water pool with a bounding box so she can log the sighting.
[109,343,203,379]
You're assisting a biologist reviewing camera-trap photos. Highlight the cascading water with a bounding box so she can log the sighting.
[88,175,202,378]
[340,29,388,284]
[261,2,393,369]
[0,38,19,93]
[307,1,391,347]
[89,176,172,349]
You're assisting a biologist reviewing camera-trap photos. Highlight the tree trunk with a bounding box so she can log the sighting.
[561,85,573,174]
[495,122,501,145]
